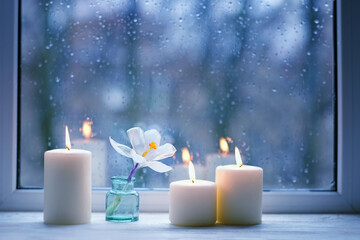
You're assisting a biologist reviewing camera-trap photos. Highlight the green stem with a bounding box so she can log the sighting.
[106,181,130,216]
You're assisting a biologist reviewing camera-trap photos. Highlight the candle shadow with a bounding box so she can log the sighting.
[168,222,263,230]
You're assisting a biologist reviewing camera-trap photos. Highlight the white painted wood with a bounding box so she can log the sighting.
[0,0,19,208]
[0,212,359,240]
[0,0,360,213]
[337,0,360,212]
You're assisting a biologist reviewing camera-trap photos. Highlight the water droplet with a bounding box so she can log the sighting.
[272,88,277,93]
[307,51,311,56]
[304,168,309,174]
[45,42,53,50]
[314,19,320,24]
[312,6,319,12]
[49,95,53,101]
[70,74,74,78]
[178,17,183,23]
[219,119,223,124]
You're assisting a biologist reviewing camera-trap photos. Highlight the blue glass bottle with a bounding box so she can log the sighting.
[105,177,139,222]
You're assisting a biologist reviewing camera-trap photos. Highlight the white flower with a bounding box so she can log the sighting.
[109,127,176,173]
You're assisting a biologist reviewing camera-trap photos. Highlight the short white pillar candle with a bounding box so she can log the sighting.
[169,162,217,226]
[44,126,92,225]
[216,147,263,225]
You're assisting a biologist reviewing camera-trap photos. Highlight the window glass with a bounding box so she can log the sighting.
[20,0,335,189]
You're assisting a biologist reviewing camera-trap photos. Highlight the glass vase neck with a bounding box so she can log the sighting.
[111,176,135,191]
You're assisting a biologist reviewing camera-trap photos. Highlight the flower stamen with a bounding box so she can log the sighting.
[142,142,157,157]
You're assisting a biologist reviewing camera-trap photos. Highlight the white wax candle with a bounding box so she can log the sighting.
[169,163,206,183]
[44,149,92,224]
[216,164,263,225]
[169,180,217,226]
[73,139,107,187]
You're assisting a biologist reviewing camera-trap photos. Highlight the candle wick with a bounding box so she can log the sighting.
[192,180,194,183]
[66,146,70,151]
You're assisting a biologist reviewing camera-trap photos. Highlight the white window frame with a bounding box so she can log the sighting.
[1,0,359,213]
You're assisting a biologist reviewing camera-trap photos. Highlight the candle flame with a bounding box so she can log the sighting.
[82,120,93,139]
[235,146,243,167]
[181,147,192,163]
[65,125,71,150]
[188,161,196,183]
[219,137,229,154]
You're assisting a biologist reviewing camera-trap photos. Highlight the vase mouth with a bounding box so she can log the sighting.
[111,176,136,182]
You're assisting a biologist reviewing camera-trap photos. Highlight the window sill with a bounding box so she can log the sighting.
[0,212,359,239]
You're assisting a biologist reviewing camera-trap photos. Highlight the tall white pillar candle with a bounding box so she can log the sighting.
[205,153,234,181]
[44,126,92,225]
[72,139,106,187]
[205,137,234,181]
[169,162,217,226]
[72,119,107,187]
[216,147,263,225]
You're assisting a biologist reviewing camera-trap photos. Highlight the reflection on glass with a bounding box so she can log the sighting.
[20,0,335,190]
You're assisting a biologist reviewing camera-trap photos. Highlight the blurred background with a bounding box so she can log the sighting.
[19,0,335,190]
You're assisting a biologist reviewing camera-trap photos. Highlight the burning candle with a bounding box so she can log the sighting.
[44,126,92,225]
[169,162,217,226]
[169,147,205,183]
[216,147,263,225]
[73,119,107,187]
[205,137,235,181]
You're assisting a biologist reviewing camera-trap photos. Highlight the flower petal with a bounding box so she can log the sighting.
[145,143,176,161]
[144,161,173,173]
[144,129,161,147]
[109,137,132,158]
[130,149,146,164]
[127,127,147,155]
